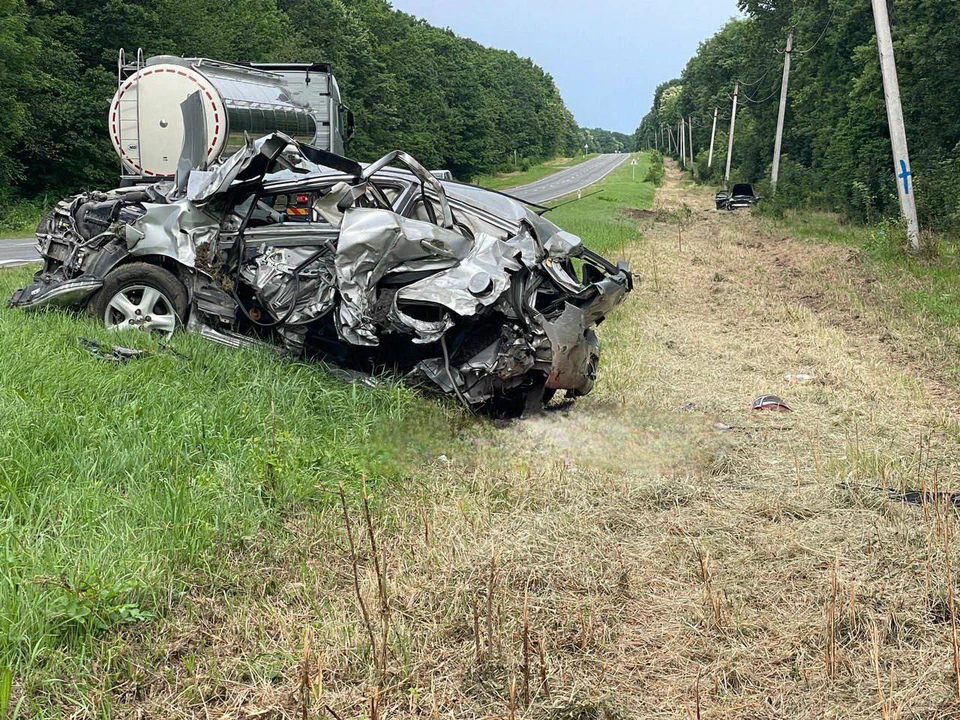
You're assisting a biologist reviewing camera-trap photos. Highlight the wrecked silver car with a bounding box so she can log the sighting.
[10,132,631,414]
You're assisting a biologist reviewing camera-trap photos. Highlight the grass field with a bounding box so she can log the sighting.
[547,152,653,256]
[476,153,599,191]
[768,210,960,329]
[20,155,960,718]
[0,268,462,715]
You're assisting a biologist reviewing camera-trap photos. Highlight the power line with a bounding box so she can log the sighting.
[738,66,775,87]
[742,80,784,104]
[795,4,839,54]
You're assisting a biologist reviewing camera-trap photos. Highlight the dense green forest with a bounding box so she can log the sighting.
[583,127,633,154]
[635,0,960,233]
[0,0,588,210]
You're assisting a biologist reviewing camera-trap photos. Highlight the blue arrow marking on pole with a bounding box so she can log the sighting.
[898,159,913,195]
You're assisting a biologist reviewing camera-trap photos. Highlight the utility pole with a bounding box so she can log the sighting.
[708,107,718,168]
[871,0,920,249]
[688,116,694,167]
[679,118,685,167]
[771,29,794,196]
[725,81,739,185]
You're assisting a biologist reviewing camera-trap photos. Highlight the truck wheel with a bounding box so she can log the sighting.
[89,263,188,338]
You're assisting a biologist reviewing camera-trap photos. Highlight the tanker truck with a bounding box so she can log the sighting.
[110,50,355,183]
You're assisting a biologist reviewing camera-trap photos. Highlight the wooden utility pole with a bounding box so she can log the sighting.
[688,116,694,167]
[771,29,794,196]
[708,107,718,168]
[871,0,920,249]
[724,82,739,185]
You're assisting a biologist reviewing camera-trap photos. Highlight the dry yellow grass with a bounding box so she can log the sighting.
[106,163,960,719]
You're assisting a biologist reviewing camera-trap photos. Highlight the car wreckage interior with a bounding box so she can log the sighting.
[10,119,632,416]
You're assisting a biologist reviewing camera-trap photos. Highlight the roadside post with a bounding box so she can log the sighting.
[725,82,739,185]
[871,0,920,250]
[708,107,718,169]
[631,157,638,181]
[771,29,794,196]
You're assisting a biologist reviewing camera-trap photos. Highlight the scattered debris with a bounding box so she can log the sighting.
[79,337,189,363]
[784,373,817,385]
[751,394,792,412]
[79,337,153,363]
[884,487,960,507]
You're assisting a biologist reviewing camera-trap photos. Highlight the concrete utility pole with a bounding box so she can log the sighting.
[771,29,794,196]
[725,81,739,185]
[871,0,920,249]
[688,116,694,166]
[679,118,686,166]
[708,107,719,168]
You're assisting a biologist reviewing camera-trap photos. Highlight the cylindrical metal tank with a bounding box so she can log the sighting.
[109,56,319,178]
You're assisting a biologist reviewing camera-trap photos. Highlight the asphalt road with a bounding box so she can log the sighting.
[0,237,41,268]
[0,153,631,266]
[504,152,630,205]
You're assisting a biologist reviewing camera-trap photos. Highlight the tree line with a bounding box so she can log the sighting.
[0,0,591,207]
[634,0,960,233]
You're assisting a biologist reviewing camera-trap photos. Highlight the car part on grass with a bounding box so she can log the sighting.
[79,337,190,363]
[80,337,152,362]
[716,184,759,211]
[751,394,792,413]
[10,132,632,416]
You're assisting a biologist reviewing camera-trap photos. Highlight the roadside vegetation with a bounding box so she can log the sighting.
[11,148,960,720]
[476,153,597,191]
[0,276,462,715]
[636,0,960,236]
[0,200,44,240]
[759,207,960,381]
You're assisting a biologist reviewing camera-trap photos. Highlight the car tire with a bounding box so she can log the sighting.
[88,262,189,337]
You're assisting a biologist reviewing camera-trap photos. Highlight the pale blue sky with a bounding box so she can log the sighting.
[389,0,742,133]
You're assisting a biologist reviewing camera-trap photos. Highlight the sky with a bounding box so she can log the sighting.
[389,0,742,134]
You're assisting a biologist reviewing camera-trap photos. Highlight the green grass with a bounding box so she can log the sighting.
[767,209,960,328]
[476,154,600,191]
[0,267,459,713]
[547,152,655,256]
